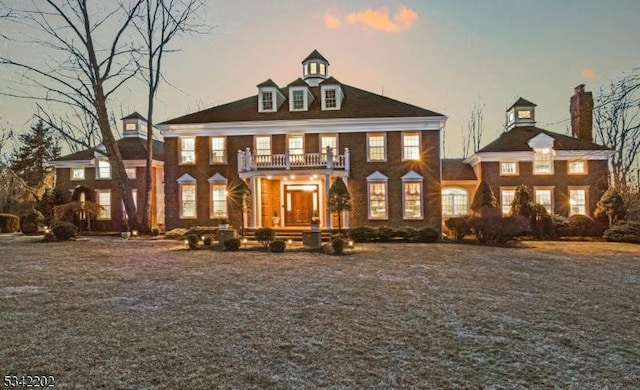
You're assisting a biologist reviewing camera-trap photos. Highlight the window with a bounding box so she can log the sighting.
[288,135,304,155]
[569,188,588,216]
[403,182,422,219]
[367,133,386,161]
[320,134,337,153]
[534,188,553,214]
[125,123,136,131]
[500,162,518,175]
[402,132,420,160]
[180,184,196,218]
[71,167,84,180]
[180,137,195,164]
[97,160,111,179]
[210,137,226,164]
[255,136,271,156]
[125,168,136,179]
[568,160,586,174]
[325,89,336,108]
[319,63,326,75]
[501,188,516,216]
[517,110,532,119]
[368,182,387,219]
[310,62,317,74]
[442,188,468,217]
[261,91,273,111]
[96,190,111,220]
[292,90,304,110]
[210,184,227,219]
[303,64,308,76]
[533,148,553,174]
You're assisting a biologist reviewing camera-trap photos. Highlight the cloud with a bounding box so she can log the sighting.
[581,67,596,81]
[324,11,342,29]
[325,5,418,32]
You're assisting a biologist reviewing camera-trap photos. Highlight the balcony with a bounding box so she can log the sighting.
[238,147,350,172]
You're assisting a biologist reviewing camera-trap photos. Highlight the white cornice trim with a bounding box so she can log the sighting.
[157,116,447,137]
[50,159,164,168]
[465,149,614,165]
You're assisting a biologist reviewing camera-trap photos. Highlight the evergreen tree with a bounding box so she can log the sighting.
[595,187,627,226]
[510,184,533,218]
[10,120,61,189]
[328,177,352,234]
[470,181,498,216]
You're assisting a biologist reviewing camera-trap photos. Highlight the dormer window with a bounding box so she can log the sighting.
[533,148,553,174]
[321,80,344,110]
[257,80,285,113]
[292,90,304,109]
[261,91,273,111]
[325,89,336,108]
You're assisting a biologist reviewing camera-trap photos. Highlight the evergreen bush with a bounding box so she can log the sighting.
[444,217,470,241]
[20,210,44,234]
[348,226,376,242]
[255,227,276,248]
[0,213,20,233]
[224,237,241,251]
[595,187,627,226]
[331,237,345,254]
[603,221,640,243]
[376,226,395,241]
[269,239,286,253]
[568,214,595,238]
[51,222,77,241]
[185,233,199,250]
[415,227,439,243]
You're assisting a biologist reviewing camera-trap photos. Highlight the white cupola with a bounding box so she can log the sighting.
[121,112,148,139]
[302,49,329,86]
[506,98,536,130]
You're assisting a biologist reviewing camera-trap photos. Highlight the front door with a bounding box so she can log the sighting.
[284,185,317,226]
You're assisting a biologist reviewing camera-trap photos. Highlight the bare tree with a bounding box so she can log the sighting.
[0,0,143,228]
[595,68,640,190]
[34,103,104,152]
[462,100,485,158]
[133,0,205,233]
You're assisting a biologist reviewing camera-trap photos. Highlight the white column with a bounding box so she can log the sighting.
[249,176,258,228]
[325,174,332,229]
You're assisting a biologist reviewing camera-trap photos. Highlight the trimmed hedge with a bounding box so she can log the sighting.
[0,213,20,233]
[347,225,440,243]
[331,237,345,254]
[603,221,640,243]
[185,233,199,250]
[51,222,78,241]
[255,227,276,248]
[224,237,241,251]
[568,214,595,238]
[269,239,286,253]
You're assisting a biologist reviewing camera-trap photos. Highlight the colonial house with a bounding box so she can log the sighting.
[441,85,614,220]
[50,113,165,231]
[156,50,447,232]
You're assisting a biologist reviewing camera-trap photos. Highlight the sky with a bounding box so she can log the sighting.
[1,0,640,158]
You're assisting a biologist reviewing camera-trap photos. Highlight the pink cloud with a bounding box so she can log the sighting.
[581,67,596,81]
[344,5,419,32]
[324,11,342,29]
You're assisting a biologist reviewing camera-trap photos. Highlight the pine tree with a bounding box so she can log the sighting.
[10,120,61,190]
[595,187,627,226]
[328,177,352,234]
[510,184,533,218]
[470,181,498,216]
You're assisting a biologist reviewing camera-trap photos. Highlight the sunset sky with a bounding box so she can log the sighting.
[1,0,639,157]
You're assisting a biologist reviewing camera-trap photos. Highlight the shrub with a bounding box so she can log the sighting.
[151,227,160,236]
[568,214,595,238]
[51,222,78,241]
[471,181,499,215]
[529,203,554,239]
[185,226,218,237]
[21,210,44,234]
[269,239,286,253]
[468,214,528,243]
[397,226,418,241]
[0,213,20,233]
[415,227,439,243]
[595,187,627,226]
[331,237,345,254]
[202,235,214,246]
[445,217,470,241]
[552,214,571,237]
[377,226,396,241]
[255,227,276,248]
[348,226,376,242]
[603,221,640,243]
[224,237,241,251]
[185,233,199,250]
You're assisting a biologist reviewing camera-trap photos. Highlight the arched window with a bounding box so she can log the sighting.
[442,188,468,217]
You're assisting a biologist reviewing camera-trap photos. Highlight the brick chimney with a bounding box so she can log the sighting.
[570,84,593,142]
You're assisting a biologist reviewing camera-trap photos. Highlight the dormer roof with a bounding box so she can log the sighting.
[257,79,279,88]
[121,112,147,121]
[302,49,329,64]
[508,97,537,111]
[287,78,309,87]
[320,76,341,85]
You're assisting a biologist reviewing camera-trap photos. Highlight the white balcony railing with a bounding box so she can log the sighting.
[238,147,350,172]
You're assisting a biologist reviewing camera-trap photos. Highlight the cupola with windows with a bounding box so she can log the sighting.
[506,97,536,130]
[302,49,329,86]
[122,112,148,139]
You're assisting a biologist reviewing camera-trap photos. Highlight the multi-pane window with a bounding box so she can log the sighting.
[180,184,196,218]
[210,137,226,164]
[310,63,317,74]
[368,182,387,219]
[255,136,271,155]
[320,134,337,152]
[569,189,587,216]
[501,189,516,216]
[403,182,422,219]
[367,133,386,161]
[533,148,553,174]
[535,189,553,214]
[319,63,326,75]
[402,132,420,160]
[71,167,84,180]
[325,89,336,108]
[96,190,111,220]
[262,91,273,111]
[442,188,468,217]
[211,184,227,219]
[568,161,586,174]
[180,137,195,164]
[288,135,304,155]
[292,90,304,110]
[97,160,111,179]
[500,162,518,175]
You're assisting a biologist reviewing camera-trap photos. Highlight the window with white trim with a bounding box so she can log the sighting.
[403,182,422,219]
[310,63,317,74]
[500,162,518,175]
[96,190,111,220]
[180,137,195,164]
[210,136,226,164]
[320,134,337,153]
[402,132,420,160]
[367,133,386,161]
[255,136,271,156]
[533,148,553,174]
[442,188,468,217]
[97,160,111,179]
[319,63,326,75]
[71,167,84,180]
[324,89,336,109]
[180,184,196,218]
[368,182,387,219]
[292,90,304,110]
[210,184,227,219]
[261,91,273,111]
[534,188,553,214]
[288,135,304,155]
[568,160,586,174]
[569,188,588,216]
[501,188,516,216]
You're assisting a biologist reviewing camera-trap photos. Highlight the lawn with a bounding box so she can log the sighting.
[1,236,638,388]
